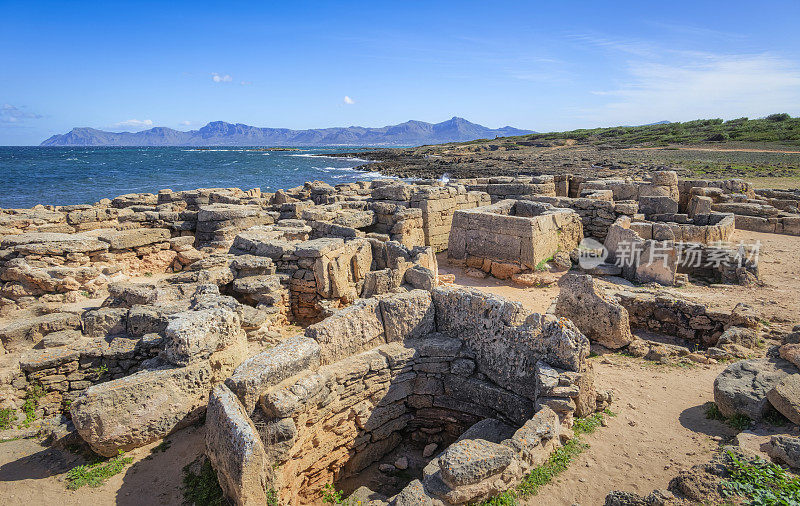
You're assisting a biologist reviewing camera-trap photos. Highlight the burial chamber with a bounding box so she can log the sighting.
[205,286,598,505]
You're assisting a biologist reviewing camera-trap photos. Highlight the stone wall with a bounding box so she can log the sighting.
[206,287,595,505]
[448,200,583,278]
[615,290,757,348]
[521,195,637,241]
[370,182,490,252]
[465,176,557,202]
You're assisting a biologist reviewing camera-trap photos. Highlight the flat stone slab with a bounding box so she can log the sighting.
[438,438,514,487]
[225,335,321,413]
[97,228,170,250]
[294,237,344,258]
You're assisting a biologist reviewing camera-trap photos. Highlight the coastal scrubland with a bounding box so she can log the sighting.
[338,114,800,185]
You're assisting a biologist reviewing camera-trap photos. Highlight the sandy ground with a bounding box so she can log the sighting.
[532,356,733,505]
[0,424,205,505]
[1,230,798,505]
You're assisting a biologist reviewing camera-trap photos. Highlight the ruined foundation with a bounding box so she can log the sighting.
[206,287,597,505]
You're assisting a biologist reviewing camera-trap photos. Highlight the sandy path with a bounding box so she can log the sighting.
[0,424,205,505]
[531,356,733,505]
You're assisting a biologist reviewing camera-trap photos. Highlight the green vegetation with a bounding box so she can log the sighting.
[0,407,17,430]
[150,439,172,454]
[705,402,751,431]
[480,411,612,505]
[493,114,800,148]
[66,450,133,490]
[722,450,800,505]
[20,382,46,427]
[181,458,229,506]
[321,483,347,504]
[534,255,554,271]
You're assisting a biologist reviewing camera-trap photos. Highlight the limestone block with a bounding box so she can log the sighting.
[555,274,633,349]
[379,290,435,342]
[206,384,270,506]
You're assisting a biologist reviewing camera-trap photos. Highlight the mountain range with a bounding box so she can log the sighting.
[40,117,533,146]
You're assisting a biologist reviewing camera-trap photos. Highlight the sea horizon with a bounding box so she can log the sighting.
[0,145,395,209]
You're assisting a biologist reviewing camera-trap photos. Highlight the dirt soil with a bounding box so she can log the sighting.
[0,424,205,505]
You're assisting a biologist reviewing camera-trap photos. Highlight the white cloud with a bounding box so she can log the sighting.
[212,73,233,83]
[343,95,355,105]
[239,81,252,86]
[1,104,43,124]
[582,53,800,124]
[112,119,154,129]
[179,120,192,126]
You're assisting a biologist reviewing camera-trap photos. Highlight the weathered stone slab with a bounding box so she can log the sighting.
[225,335,321,413]
[97,228,170,250]
[205,384,270,506]
[70,361,214,456]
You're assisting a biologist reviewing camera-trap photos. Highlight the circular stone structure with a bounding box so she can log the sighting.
[205,287,598,505]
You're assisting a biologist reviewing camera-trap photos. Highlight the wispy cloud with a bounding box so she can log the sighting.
[179,120,193,126]
[111,119,154,129]
[239,80,252,86]
[1,104,43,124]
[343,96,355,105]
[567,32,657,58]
[583,53,800,124]
[212,72,233,83]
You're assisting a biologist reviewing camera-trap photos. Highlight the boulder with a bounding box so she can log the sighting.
[713,358,796,420]
[71,361,215,456]
[379,290,435,342]
[765,435,800,469]
[0,312,81,352]
[164,307,244,366]
[304,298,384,365]
[438,438,515,487]
[554,274,633,349]
[767,374,800,425]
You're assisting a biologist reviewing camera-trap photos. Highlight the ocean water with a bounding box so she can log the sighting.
[0,146,386,209]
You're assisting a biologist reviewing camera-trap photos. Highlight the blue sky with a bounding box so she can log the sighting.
[2,0,800,145]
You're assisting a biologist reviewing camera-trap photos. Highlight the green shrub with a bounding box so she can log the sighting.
[722,450,800,504]
[66,450,133,490]
[0,408,17,430]
[766,113,791,122]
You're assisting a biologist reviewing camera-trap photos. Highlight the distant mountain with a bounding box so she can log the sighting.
[40,117,534,147]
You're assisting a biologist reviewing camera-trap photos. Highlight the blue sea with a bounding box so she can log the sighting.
[0,146,387,209]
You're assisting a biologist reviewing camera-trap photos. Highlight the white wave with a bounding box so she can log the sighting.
[290,153,373,164]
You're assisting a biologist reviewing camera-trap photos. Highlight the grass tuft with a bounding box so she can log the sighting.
[181,457,228,505]
[66,450,133,490]
[20,382,46,427]
[705,402,751,431]
[0,408,17,430]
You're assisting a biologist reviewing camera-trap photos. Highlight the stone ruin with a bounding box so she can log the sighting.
[447,199,583,279]
[552,273,763,363]
[205,287,600,505]
[0,166,798,504]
